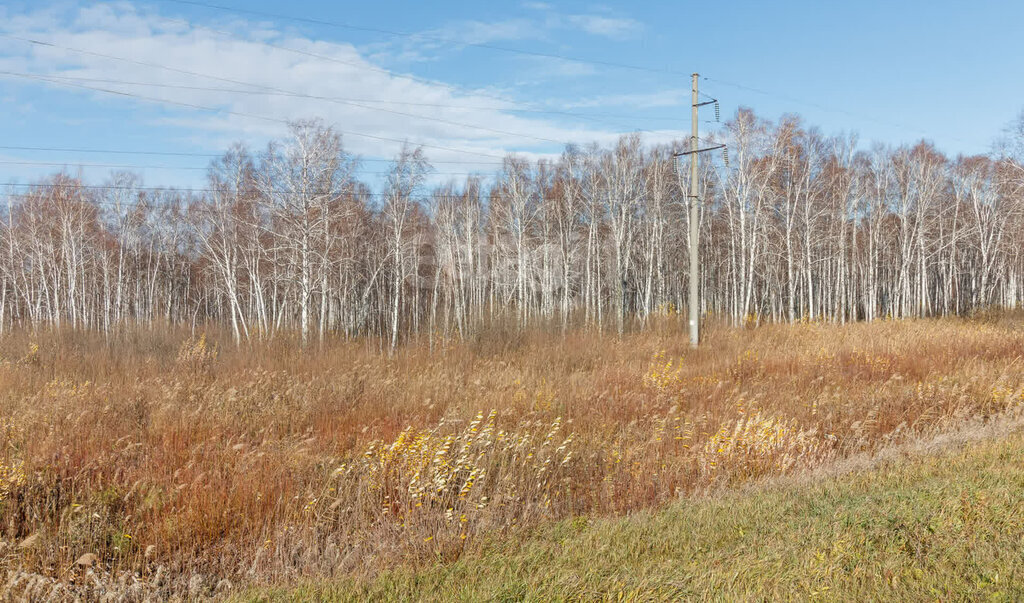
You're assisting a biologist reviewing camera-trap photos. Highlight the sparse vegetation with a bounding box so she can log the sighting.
[0,315,1023,599]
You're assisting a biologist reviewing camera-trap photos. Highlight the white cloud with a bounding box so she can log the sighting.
[515,3,643,39]
[368,6,643,67]
[567,89,687,110]
[565,14,643,40]
[0,2,682,175]
[515,56,598,79]
[366,18,542,65]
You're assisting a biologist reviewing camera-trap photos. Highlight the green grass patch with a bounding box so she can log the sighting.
[240,435,1024,601]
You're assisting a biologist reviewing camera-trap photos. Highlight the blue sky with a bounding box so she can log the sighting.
[0,0,1022,190]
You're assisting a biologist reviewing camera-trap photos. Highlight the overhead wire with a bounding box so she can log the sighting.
[149,13,674,135]
[12,71,685,123]
[0,69,516,160]
[0,181,462,198]
[155,14,649,131]
[0,36,579,152]
[159,0,688,77]
[702,76,967,144]
[0,69,572,147]
[174,0,930,144]
[0,181,671,207]
[2,4,964,178]
[0,16,696,164]
[0,65,691,172]
[150,10,699,136]
[169,0,952,145]
[0,159,495,177]
[0,145,506,165]
[1,7,963,158]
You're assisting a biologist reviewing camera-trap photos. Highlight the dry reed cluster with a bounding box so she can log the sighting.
[0,315,1023,599]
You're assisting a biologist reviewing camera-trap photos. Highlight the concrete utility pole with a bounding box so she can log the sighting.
[689,73,700,349]
[674,74,726,349]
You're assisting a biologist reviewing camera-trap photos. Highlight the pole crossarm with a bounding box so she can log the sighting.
[674,143,726,157]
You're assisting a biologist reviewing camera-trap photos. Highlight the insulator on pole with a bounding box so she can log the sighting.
[714,100,720,122]
[722,147,729,168]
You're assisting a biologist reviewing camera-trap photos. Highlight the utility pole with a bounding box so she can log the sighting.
[688,73,700,349]
[674,74,726,349]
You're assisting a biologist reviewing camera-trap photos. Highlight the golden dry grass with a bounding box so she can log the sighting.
[0,315,1023,599]
[249,426,1024,601]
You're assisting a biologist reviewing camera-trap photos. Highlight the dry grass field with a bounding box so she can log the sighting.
[249,424,1024,601]
[1,315,1023,599]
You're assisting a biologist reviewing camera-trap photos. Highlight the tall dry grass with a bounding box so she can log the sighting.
[1,315,1023,599]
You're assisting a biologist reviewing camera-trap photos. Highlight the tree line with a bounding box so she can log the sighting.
[2,110,1023,348]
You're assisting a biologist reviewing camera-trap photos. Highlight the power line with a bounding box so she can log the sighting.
[159,0,687,77]
[0,70,516,160]
[3,12,963,152]
[0,141,717,162]
[11,71,684,123]
[136,4,972,145]
[150,14,660,135]
[3,65,692,167]
[0,159,495,177]
[0,36,585,151]
[703,76,966,143]
[0,180,448,196]
[1,180,671,201]
[1,69,571,147]
[154,14,640,130]
[0,30,694,161]
[0,145,506,165]
[150,5,684,135]
[153,14,534,111]
[2,36,709,169]
[0,160,203,171]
